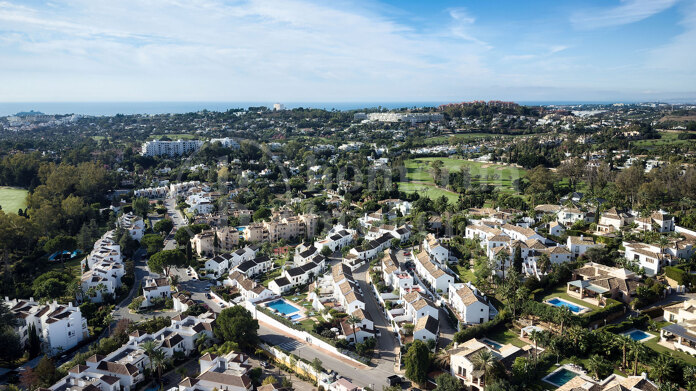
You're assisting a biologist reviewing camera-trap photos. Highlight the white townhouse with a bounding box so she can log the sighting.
[4,298,89,354]
[349,233,394,261]
[47,365,122,391]
[465,224,503,247]
[534,204,562,219]
[548,221,565,236]
[449,339,519,390]
[334,279,366,314]
[413,315,439,343]
[268,258,325,294]
[129,312,216,358]
[556,207,586,227]
[117,213,145,241]
[84,230,122,269]
[226,271,274,303]
[133,186,168,199]
[81,262,124,303]
[174,351,252,391]
[234,255,273,278]
[448,283,490,325]
[230,246,258,267]
[381,249,414,292]
[313,225,355,253]
[294,243,319,265]
[623,241,684,277]
[186,194,214,215]
[567,235,603,259]
[141,277,171,307]
[204,253,233,278]
[423,233,449,265]
[500,223,545,242]
[597,207,629,233]
[413,251,454,294]
[402,291,439,323]
[651,211,675,232]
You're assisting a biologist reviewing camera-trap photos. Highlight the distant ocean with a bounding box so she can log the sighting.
[0,100,631,117]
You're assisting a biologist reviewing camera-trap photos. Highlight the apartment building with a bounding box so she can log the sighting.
[141,139,203,157]
[117,213,145,241]
[191,227,240,257]
[4,298,89,354]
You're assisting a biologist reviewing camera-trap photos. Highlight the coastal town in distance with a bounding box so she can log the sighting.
[1,1,696,391]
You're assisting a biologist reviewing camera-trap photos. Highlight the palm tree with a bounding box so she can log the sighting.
[629,339,647,376]
[151,348,168,385]
[586,355,606,380]
[615,334,633,370]
[195,334,211,353]
[567,325,586,355]
[529,330,541,364]
[433,348,450,369]
[346,315,361,344]
[650,354,675,385]
[555,307,572,335]
[472,350,497,386]
[140,340,159,374]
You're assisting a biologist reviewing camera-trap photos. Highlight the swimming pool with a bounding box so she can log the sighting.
[547,297,587,313]
[289,314,303,320]
[266,299,300,315]
[544,368,578,387]
[625,329,653,341]
[482,338,503,350]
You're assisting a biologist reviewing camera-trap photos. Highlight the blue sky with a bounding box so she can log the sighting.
[0,0,694,102]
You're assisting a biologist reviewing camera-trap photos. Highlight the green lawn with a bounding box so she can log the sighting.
[397,158,526,201]
[0,186,28,213]
[398,182,460,203]
[633,131,696,149]
[484,328,527,348]
[452,264,476,283]
[643,330,696,366]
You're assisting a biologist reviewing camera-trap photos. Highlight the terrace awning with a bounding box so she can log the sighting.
[663,323,696,343]
[568,280,609,294]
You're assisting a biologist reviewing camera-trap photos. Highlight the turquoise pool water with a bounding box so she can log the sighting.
[545,368,578,386]
[267,299,300,315]
[548,298,585,313]
[482,338,503,350]
[627,330,652,341]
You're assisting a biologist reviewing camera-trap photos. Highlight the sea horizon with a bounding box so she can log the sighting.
[0,100,685,117]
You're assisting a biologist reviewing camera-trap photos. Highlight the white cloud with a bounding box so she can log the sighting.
[571,0,679,29]
[0,0,494,101]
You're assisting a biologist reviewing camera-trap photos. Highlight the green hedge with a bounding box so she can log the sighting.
[582,298,625,326]
[453,310,510,343]
[664,266,692,285]
[602,314,650,333]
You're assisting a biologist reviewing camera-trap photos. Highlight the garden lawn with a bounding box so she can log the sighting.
[643,330,696,366]
[452,264,476,283]
[0,186,28,213]
[484,328,527,348]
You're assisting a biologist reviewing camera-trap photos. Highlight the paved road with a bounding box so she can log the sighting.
[163,197,187,250]
[353,263,400,366]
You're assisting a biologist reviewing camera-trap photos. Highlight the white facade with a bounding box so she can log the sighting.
[117,213,145,241]
[448,283,490,325]
[4,297,89,354]
[142,277,171,307]
[141,139,203,157]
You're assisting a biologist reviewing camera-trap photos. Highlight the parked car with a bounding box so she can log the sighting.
[205,293,211,299]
